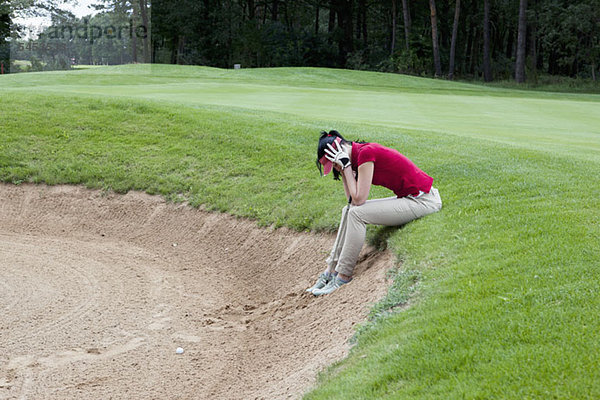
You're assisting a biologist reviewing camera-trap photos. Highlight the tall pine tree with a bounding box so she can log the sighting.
[0,0,10,73]
[515,0,528,82]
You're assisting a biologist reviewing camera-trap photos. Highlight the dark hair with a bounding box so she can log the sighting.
[316,130,352,180]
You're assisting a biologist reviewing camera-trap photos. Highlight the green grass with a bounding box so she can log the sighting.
[1,65,600,399]
[2,65,599,162]
[486,74,600,94]
[72,65,108,69]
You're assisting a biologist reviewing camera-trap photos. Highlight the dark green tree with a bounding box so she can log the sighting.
[11,0,600,81]
[1,0,10,73]
[482,0,491,81]
[429,0,442,77]
[448,0,460,80]
[515,0,527,82]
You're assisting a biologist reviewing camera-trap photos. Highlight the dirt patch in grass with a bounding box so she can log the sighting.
[0,183,392,399]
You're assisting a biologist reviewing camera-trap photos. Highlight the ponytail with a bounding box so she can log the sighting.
[319,130,351,146]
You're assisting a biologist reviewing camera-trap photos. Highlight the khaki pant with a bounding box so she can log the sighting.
[326,188,442,277]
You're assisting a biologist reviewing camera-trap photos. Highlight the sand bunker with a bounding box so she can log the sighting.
[0,183,392,399]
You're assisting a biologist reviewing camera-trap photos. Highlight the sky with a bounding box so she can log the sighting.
[64,0,100,18]
[14,0,101,38]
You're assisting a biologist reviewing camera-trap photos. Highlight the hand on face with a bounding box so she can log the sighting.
[325,141,351,171]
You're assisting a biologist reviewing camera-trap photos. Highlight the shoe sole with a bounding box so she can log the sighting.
[312,288,335,296]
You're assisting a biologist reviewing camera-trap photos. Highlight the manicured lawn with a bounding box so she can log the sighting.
[1,65,599,399]
[2,65,599,162]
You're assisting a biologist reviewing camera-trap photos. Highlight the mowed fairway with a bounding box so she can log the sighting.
[1,65,600,399]
[2,64,599,161]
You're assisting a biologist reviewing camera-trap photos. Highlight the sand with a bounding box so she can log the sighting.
[0,183,393,399]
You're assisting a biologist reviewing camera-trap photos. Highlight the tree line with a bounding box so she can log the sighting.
[4,0,152,71]
[3,0,599,82]
[151,0,599,82]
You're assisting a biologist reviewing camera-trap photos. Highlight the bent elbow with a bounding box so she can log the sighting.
[353,196,367,206]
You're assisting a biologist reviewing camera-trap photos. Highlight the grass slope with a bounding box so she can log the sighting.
[1,66,599,399]
[2,65,600,161]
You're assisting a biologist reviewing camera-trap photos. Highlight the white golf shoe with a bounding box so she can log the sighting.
[312,275,350,296]
[306,272,333,293]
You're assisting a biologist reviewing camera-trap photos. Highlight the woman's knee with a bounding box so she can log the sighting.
[347,205,365,221]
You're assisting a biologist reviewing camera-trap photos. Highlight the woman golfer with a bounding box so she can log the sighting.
[308,130,442,296]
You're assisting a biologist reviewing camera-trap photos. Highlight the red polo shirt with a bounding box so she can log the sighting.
[351,142,433,198]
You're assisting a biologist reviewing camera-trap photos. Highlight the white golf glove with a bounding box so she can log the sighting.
[324,141,351,170]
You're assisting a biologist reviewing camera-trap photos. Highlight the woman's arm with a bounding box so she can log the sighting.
[341,172,352,202]
[342,162,374,206]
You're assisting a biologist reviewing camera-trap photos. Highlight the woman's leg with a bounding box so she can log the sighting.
[324,204,351,273]
[335,189,442,277]
[307,204,352,293]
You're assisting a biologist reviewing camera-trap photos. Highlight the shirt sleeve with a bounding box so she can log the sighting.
[356,145,376,166]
